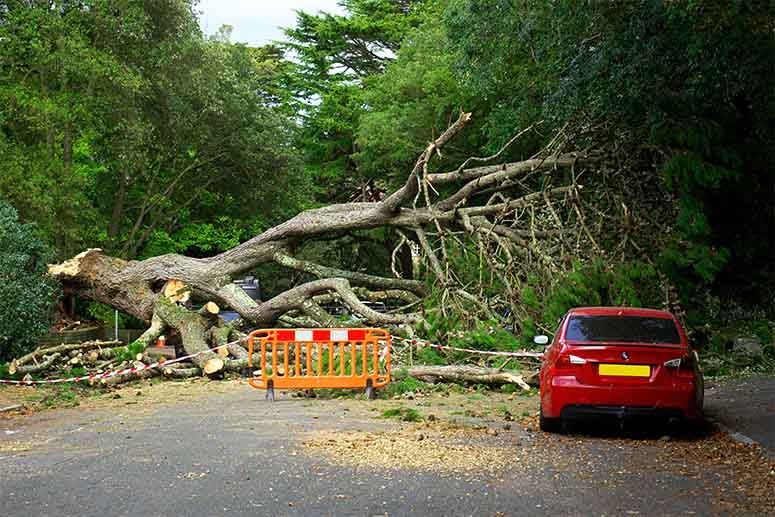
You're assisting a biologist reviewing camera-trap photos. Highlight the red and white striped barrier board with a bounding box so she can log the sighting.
[274,329,369,342]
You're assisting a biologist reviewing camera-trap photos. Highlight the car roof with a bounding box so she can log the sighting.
[567,307,675,319]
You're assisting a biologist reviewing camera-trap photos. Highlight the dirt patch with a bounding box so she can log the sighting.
[0,377,244,414]
[303,422,513,474]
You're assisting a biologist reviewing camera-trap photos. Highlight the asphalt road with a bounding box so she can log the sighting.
[1,380,773,516]
[705,374,775,458]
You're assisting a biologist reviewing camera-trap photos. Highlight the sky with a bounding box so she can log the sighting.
[197,0,346,47]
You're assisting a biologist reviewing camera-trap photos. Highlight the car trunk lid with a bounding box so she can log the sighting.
[561,344,686,386]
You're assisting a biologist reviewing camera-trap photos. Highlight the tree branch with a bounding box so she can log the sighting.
[381,111,472,212]
[273,249,425,294]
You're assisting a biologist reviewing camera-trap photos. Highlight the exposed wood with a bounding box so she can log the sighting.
[100,367,159,387]
[163,279,191,304]
[9,353,61,375]
[144,346,177,360]
[199,302,220,316]
[203,357,224,376]
[133,314,166,350]
[0,404,23,413]
[9,340,122,373]
[402,365,532,391]
[154,297,223,376]
[162,366,201,378]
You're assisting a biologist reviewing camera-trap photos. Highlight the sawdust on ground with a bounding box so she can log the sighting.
[303,421,514,474]
[0,440,34,453]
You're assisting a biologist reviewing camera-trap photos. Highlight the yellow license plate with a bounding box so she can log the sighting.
[599,364,650,377]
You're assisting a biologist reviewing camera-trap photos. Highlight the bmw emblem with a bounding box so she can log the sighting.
[621,351,630,360]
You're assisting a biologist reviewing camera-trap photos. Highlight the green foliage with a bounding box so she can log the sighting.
[537,260,662,332]
[87,302,125,329]
[385,368,429,397]
[0,1,307,259]
[414,347,446,365]
[283,0,427,202]
[0,199,59,361]
[356,3,477,184]
[443,0,775,301]
[380,406,423,422]
[114,340,146,363]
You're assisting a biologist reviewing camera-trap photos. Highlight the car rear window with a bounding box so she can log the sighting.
[564,315,681,344]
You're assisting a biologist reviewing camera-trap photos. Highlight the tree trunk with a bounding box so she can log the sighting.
[402,365,532,390]
[154,297,224,376]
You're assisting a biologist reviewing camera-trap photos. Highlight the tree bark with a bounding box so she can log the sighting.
[153,297,224,376]
[9,340,122,374]
[402,365,531,390]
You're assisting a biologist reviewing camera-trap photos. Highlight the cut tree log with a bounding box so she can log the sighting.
[199,301,220,317]
[203,357,224,376]
[144,346,177,360]
[402,365,532,390]
[163,279,190,304]
[162,365,201,378]
[154,296,224,376]
[9,340,121,373]
[8,353,61,375]
[100,366,159,387]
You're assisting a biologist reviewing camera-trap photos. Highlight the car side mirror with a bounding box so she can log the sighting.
[533,335,549,346]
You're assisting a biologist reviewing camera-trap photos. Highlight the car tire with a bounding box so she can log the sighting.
[539,406,562,433]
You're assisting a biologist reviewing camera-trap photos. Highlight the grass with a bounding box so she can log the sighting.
[380,406,424,422]
[383,371,428,398]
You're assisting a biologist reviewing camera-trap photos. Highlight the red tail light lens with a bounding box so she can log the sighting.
[555,354,586,370]
[664,355,695,377]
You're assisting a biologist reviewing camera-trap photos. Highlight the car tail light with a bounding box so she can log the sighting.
[555,354,586,369]
[663,355,695,377]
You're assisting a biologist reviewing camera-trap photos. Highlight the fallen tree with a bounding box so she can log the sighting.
[49,113,593,377]
[401,365,532,390]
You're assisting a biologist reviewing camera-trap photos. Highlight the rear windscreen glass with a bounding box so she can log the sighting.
[565,316,681,344]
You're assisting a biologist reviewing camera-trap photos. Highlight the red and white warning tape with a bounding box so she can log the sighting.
[0,342,234,386]
[394,336,544,359]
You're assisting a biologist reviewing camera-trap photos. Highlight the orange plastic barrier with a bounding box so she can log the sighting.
[246,328,391,400]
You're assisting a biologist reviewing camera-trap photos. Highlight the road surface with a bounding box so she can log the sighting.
[1,380,773,516]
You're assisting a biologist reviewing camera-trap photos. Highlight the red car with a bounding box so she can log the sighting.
[538,307,703,432]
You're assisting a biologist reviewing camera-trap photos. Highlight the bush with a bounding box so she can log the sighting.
[0,199,59,361]
[539,260,663,330]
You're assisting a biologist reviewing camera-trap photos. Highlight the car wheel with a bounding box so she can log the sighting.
[539,405,562,433]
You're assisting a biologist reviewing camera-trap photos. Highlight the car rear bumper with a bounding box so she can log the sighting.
[561,404,685,423]
[544,376,701,421]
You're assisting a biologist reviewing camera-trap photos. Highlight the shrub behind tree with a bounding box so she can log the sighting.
[0,199,59,361]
